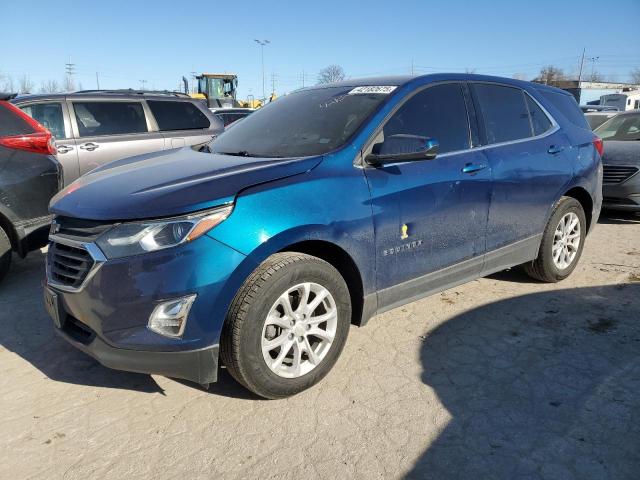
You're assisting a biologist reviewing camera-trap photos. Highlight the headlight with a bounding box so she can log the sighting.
[96,205,232,259]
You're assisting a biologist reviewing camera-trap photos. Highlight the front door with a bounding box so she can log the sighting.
[363,82,492,309]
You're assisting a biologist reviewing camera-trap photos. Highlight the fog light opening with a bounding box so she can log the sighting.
[148,294,197,338]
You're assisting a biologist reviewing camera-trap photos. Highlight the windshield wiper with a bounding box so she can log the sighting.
[216,150,259,157]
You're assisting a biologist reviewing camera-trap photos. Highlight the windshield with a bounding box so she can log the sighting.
[210,86,391,157]
[595,113,640,141]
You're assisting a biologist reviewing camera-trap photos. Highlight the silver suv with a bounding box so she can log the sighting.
[12,90,222,186]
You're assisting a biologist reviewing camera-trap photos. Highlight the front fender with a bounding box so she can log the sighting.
[207,155,376,322]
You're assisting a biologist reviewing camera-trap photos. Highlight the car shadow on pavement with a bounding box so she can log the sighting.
[0,252,164,394]
[598,210,640,225]
[407,283,640,479]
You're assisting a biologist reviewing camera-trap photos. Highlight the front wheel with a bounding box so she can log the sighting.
[524,196,586,283]
[220,252,351,399]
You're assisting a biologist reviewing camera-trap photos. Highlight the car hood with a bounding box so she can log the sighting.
[601,140,640,166]
[50,148,322,220]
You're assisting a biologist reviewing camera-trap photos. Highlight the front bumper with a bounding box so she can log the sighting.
[44,232,251,384]
[54,312,219,383]
[603,171,640,211]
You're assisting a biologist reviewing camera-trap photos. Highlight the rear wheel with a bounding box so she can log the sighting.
[0,226,12,285]
[524,196,586,282]
[221,252,351,399]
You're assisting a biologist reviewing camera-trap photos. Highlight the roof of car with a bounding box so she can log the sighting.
[11,90,194,103]
[302,73,570,95]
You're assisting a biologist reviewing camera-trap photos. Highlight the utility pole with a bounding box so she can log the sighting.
[139,79,147,90]
[302,70,305,88]
[96,72,100,90]
[254,39,270,101]
[64,56,75,92]
[577,47,585,83]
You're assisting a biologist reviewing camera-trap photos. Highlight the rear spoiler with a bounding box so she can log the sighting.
[0,93,18,101]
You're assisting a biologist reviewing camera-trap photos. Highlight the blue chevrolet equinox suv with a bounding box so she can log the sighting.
[45,74,603,398]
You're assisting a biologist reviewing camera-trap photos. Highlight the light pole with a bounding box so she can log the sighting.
[254,39,270,101]
[588,56,600,82]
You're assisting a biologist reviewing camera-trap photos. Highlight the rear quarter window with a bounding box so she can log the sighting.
[147,101,210,131]
[540,90,589,130]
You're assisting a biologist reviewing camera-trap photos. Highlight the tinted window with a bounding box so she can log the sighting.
[594,113,640,141]
[540,91,590,130]
[474,84,531,144]
[525,95,552,136]
[147,100,210,131]
[380,83,470,154]
[0,102,32,137]
[215,112,249,127]
[20,102,66,139]
[211,86,389,157]
[73,102,147,137]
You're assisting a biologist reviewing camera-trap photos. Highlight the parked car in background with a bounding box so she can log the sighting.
[580,105,619,113]
[0,94,61,284]
[594,110,640,211]
[585,111,619,130]
[209,107,254,128]
[45,74,602,398]
[12,90,223,186]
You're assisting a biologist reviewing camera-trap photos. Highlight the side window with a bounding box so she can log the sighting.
[19,103,67,139]
[473,84,531,144]
[540,91,590,130]
[379,83,470,154]
[525,95,552,136]
[147,100,210,131]
[73,102,147,137]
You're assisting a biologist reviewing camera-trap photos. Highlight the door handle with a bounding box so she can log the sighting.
[461,163,488,174]
[548,145,565,155]
[56,144,74,154]
[79,142,99,151]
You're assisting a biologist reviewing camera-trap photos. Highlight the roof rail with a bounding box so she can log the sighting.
[74,89,191,98]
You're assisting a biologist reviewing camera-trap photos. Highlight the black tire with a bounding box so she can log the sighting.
[524,196,586,283]
[220,252,351,399]
[0,226,12,285]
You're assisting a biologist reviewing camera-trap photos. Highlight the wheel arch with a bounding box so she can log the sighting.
[562,186,594,232]
[278,240,366,327]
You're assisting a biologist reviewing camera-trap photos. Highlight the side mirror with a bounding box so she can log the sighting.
[365,134,439,166]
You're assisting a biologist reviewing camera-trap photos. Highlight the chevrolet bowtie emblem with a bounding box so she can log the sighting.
[401,224,409,240]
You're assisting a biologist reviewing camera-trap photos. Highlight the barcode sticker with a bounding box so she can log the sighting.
[348,86,397,95]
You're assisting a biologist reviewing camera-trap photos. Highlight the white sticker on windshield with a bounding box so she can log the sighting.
[348,86,397,95]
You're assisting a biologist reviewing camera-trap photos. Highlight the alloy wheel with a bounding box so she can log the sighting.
[261,282,338,378]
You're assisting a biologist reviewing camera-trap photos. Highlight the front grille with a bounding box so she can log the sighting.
[602,165,639,184]
[54,216,114,242]
[48,241,94,288]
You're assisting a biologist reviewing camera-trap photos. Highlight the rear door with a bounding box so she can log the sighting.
[69,100,164,176]
[145,100,218,148]
[17,100,79,185]
[470,82,572,270]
